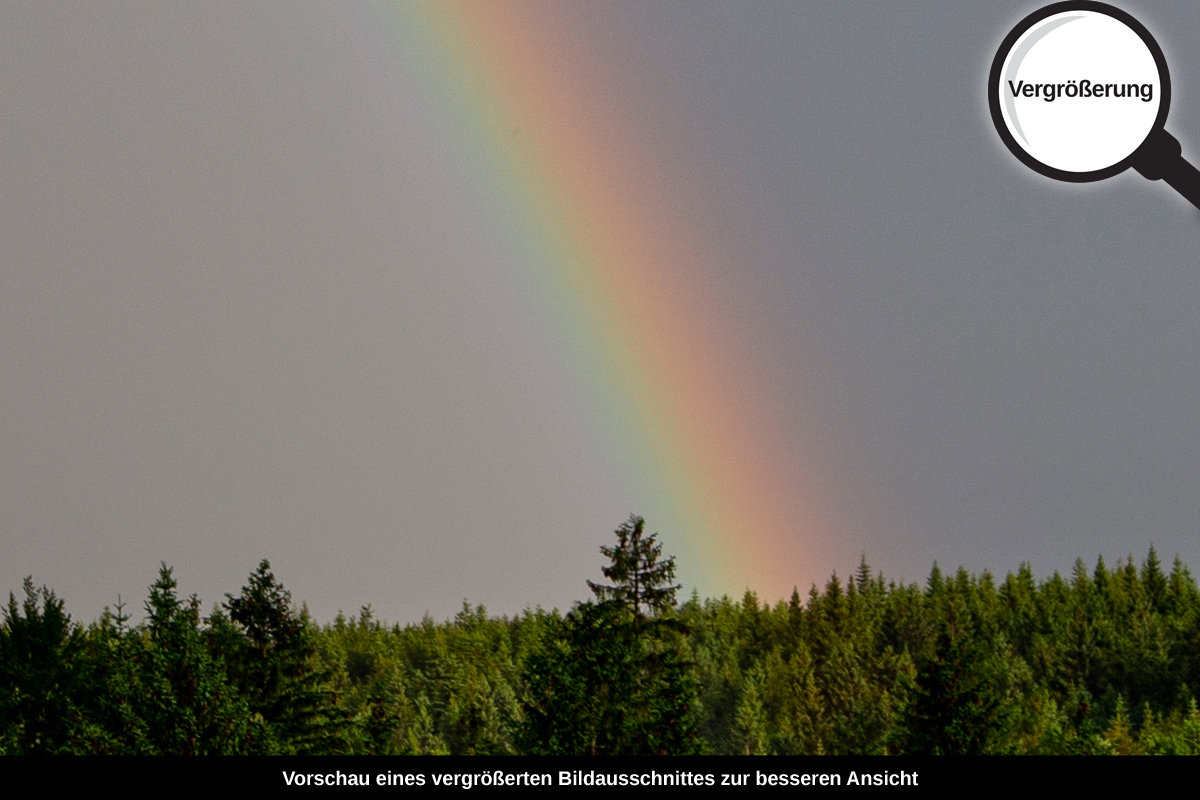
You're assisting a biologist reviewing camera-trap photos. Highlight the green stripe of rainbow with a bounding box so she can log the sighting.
[377,1,831,600]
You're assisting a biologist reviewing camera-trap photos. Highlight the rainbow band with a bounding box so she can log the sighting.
[374,1,827,600]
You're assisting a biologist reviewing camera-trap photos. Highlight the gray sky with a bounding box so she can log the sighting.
[5,1,1200,624]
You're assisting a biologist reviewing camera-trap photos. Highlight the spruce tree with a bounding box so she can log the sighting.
[521,515,698,754]
[138,564,256,754]
[0,579,85,753]
[519,599,698,754]
[586,514,680,619]
[221,559,349,754]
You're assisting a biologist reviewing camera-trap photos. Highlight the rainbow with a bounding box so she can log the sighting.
[361,1,835,601]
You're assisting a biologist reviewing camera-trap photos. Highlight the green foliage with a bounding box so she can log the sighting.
[587,514,680,619]
[0,579,86,753]
[903,627,1012,754]
[132,565,257,754]
[318,601,526,754]
[218,560,350,754]
[520,517,698,754]
[519,600,699,755]
[5,541,1200,754]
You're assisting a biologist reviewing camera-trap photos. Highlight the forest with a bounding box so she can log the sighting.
[4,514,1200,755]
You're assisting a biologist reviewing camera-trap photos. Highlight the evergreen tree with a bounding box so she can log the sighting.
[78,599,154,754]
[522,515,698,754]
[735,661,768,754]
[1143,546,1168,614]
[765,646,828,754]
[8,543,1200,755]
[220,559,349,754]
[0,579,85,753]
[587,515,680,619]
[136,565,257,754]
[903,626,1012,754]
[519,600,698,754]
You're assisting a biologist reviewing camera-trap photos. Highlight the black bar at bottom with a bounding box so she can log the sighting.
[0,754,1193,792]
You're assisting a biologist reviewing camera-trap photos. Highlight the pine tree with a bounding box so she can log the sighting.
[137,564,256,754]
[519,599,698,754]
[903,626,1011,754]
[735,662,768,754]
[220,559,349,754]
[0,579,85,753]
[1142,545,1168,614]
[767,646,828,754]
[587,515,680,619]
[522,515,698,754]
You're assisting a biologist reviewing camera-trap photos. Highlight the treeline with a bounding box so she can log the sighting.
[5,515,1200,754]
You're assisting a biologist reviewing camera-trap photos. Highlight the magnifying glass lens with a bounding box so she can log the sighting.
[996,9,1164,176]
[992,2,1200,209]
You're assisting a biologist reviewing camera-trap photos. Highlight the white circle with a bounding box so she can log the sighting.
[998,10,1162,173]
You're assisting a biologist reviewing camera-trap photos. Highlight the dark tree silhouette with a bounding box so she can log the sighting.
[587,514,680,619]
[0,579,85,753]
[218,559,348,754]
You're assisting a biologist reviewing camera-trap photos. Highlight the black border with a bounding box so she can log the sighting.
[0,755,1191,793]
[988,1,1171,183]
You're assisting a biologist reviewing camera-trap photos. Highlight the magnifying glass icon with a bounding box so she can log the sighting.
[989,1,1200,208]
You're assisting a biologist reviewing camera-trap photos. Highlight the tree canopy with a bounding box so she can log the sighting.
[587,514,680,619]
[5,522,1200,754]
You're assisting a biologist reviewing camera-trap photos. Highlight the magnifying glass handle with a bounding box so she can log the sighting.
[1132,129,1200,210]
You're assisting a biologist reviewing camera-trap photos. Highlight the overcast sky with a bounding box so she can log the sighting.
[5,1,1200,624]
